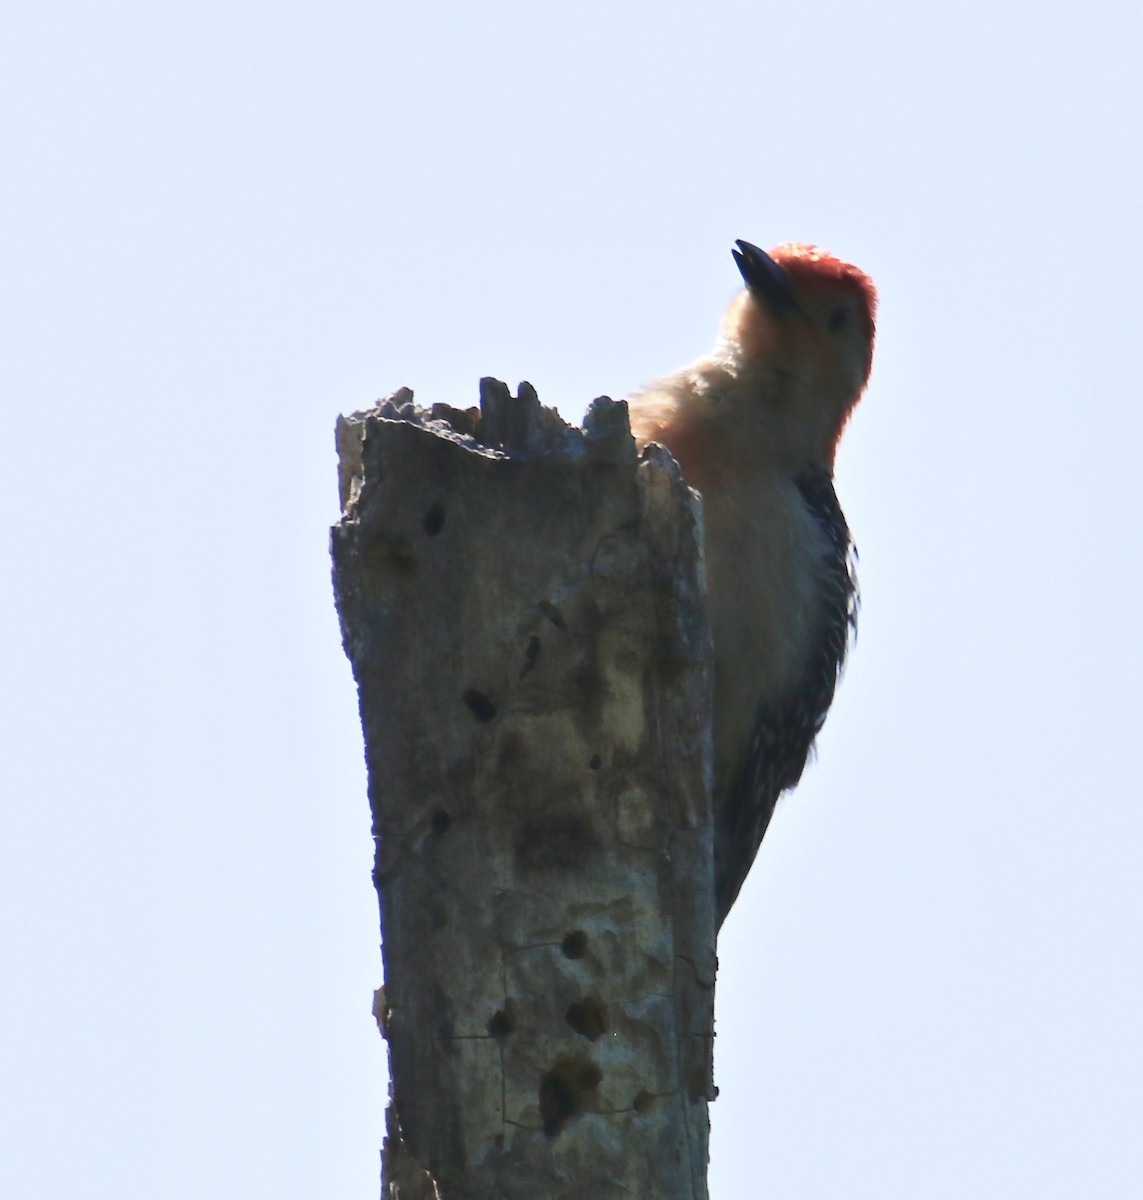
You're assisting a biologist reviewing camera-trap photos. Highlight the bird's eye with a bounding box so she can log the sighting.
[828,305,848,333]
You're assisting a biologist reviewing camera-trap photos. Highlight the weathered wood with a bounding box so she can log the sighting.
[332,379,715,1200]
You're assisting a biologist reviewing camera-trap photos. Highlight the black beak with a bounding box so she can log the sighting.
[732,240,799,314]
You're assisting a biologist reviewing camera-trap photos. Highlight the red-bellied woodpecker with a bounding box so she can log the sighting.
[628,240,877,927]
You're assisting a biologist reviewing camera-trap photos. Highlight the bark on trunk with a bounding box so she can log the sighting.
[331,379,715,1200]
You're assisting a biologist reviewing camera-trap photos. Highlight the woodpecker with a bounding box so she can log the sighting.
[627,240,876,927]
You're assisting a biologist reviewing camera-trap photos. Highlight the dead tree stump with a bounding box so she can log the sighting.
[331,379,715,1200]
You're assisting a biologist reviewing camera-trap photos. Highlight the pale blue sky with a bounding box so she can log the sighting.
[3,1,1141,1196]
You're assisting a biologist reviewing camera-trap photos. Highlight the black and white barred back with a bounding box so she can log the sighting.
[713,465,859,927]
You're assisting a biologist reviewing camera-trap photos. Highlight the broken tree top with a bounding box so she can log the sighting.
[334,377,660,511]
[331,378,715,1200]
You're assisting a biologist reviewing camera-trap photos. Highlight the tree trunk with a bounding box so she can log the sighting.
[331,379,715,1200]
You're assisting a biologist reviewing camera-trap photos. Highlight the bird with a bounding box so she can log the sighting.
[627,240,877,927]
